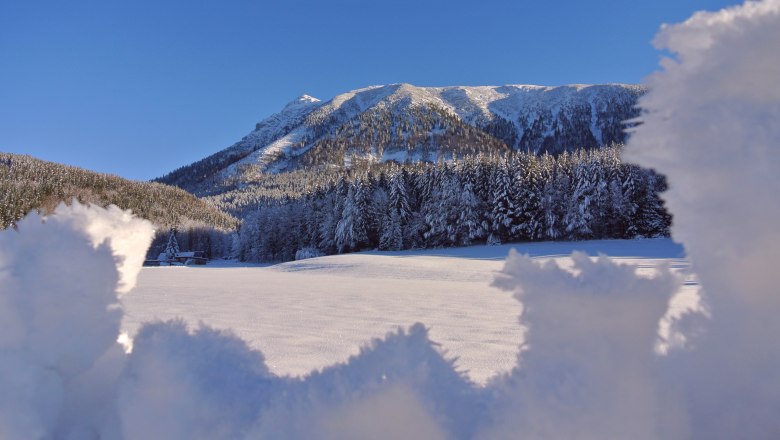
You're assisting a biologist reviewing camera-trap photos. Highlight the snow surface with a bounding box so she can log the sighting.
[0,204,155,439]
[0,205,700,439]
[122,239,696,384]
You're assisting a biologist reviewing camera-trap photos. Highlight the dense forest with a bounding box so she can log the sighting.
[232,145,670,262]
[0,152,238,232]
[2,144,671,264]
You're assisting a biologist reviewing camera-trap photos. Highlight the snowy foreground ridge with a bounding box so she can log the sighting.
[2,1,780,438]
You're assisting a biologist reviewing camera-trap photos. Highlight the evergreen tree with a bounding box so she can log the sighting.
[335,182,369,252]
[564,160,596,239]
[513,156,543,240]
[379,209,403,251]
[635,172,672,237]
[164,228,180,260]
[424,166,461,246]
[458,178,484,245]
[389,169,415,247]
[489,158,514,243]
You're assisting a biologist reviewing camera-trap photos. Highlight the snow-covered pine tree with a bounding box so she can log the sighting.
[335,180,370,253]
[164,228,180,260]
[367,181,389,247]
[540,154,570,240]
[613,163,640,238]
[488,157,514,243]
[424,165,461,246]
[594,146,626,238]
[318,179,348,254]
[301,193,325,251]
[513,155,543,241]
[458,177,484,245]
[389,170,412,225]
[634,171,671,238]
[379,209,403,251]
[564,158,596,239]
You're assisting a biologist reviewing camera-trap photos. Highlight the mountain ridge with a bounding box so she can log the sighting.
[158,83,645,196]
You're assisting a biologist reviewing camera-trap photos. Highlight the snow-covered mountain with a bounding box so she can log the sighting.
[158,83,644,195]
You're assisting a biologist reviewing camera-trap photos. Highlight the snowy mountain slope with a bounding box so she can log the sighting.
[158,83,644,196]
[159,94,322,194]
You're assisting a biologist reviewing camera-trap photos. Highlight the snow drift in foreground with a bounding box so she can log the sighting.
[0,204,153,439]
[626,0,780,437]
[0,205,684,439]
[0,204,480,439]
[1,1,779,438]
[486,253,685,440]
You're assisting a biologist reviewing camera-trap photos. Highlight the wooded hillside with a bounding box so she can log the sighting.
[0,153,238,231]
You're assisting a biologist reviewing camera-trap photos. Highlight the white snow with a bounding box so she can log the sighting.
[626,1,780,437]
[122,238,696,384]
[0,204,154,438]
[0,205,701,439]
[283,94,321,111]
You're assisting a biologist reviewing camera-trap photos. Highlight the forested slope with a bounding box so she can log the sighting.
[232,145,670,262]
[0,153,238,231]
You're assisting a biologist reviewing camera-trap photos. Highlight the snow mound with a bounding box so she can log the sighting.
[488,252,685,439]
[627,0,780,437]
[0,203,154,438]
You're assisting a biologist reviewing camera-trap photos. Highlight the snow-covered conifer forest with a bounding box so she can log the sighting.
[230,145,670,262]
[0,153,238,231]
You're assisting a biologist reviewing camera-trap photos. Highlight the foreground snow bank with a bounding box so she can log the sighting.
[0,204,153,438]
[0,205,688,439]
[487,253,684,439]
[2,1,779,438]
[627,0,780,437]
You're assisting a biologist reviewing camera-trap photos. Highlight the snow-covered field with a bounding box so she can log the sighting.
[123,238,696,384]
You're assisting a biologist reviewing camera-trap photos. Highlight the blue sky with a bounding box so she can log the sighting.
[1,0,739,180]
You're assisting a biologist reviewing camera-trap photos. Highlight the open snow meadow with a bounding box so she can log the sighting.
[123,239,697,384]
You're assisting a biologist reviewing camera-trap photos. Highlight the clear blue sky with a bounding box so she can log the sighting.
[1,0,738,181]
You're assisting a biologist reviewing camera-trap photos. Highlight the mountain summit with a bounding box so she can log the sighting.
[158,83,644,196]
[281,94,320,112]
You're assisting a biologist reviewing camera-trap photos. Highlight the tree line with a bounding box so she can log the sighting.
[235,144,670,262]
